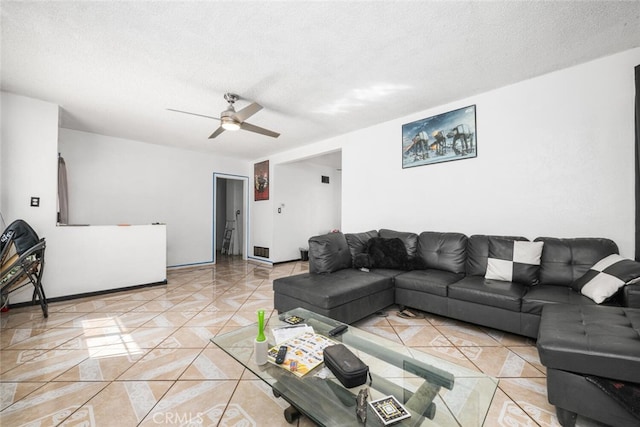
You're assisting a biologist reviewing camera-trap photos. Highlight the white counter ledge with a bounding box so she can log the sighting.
[9,224,167,304]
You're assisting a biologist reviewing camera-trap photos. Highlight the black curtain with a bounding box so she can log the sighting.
[635,65,640,260]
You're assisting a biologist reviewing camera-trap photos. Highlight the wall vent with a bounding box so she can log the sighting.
[254,246,269,258]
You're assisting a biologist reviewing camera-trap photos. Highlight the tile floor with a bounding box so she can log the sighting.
[0,256,600,426]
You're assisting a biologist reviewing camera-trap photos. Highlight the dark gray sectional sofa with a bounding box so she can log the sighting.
[273,229,640,338]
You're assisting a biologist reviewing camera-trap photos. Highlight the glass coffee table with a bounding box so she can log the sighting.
[212,308,497,426]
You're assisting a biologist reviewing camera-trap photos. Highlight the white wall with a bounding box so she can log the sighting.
[1,92,166,303]
[271,161,342,261]
[256,48,640,259]
[336,49,639,257]
[58,128,250,266]
[1,93,59,233]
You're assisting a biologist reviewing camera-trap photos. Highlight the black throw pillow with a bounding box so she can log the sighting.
[366,237,410,270]
[354,253,373,269]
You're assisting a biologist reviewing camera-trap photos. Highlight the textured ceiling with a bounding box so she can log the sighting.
[2,1,639,162]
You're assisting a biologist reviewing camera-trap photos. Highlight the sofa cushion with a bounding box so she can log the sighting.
[465,235,528,276]
[379,229,418,258]
[521,285,598,315]
[571,254,640,303]
[448,275,527,312]
[485,238,543,285]
[308,232,352,274]
[368,268,408,278]
[345,230,379,264]
[272,269,394,309]
[537,305,640,383]
[365,237,411,270]
[417,232,467,274]
[394,269,464,297]
[623,285,640,308]
[534,237,618,286]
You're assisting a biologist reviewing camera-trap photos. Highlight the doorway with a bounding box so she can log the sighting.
[213,173,249,264]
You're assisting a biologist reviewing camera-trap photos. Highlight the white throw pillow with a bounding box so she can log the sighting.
[485,239,544,285]
[571,254,640,303]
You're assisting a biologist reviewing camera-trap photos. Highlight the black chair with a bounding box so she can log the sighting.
[0,220,47,317]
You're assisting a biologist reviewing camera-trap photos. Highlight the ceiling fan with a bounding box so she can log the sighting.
[168,93,280,139]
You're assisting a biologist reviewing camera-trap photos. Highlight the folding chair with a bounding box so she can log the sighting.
[0,220,47,317]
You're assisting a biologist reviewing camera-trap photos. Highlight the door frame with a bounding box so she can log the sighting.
[212,173,250,264]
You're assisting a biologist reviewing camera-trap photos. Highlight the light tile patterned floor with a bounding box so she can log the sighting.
[0,256,598,426]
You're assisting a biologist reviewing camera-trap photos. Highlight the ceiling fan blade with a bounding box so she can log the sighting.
[167,108,220,121]
[233,102,263,122]
[208,126,226,139]
[240,121,280,138]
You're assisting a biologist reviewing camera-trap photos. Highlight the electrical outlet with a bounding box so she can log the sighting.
[30,197,40,207]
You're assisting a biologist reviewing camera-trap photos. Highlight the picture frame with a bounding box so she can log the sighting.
[402,105,477,168]
[254,160,269,201]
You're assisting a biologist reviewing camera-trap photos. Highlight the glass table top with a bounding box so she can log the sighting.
[212,308,497,426]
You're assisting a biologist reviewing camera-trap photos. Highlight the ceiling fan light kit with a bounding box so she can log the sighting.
[221,118,241,131]
[168,92,280,139]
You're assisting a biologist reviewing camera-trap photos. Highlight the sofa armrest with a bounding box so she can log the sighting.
[308,232,352,274]
[622,284,640,308]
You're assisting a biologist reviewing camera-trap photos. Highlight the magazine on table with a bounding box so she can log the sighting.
[267,331,335,377]
[271,324,314,344]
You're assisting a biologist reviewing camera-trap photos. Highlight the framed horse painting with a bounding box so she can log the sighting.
[402,105,477,168]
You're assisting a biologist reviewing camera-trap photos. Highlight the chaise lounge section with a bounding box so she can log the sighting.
[273,231,396,324]
[537,304,640,427]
